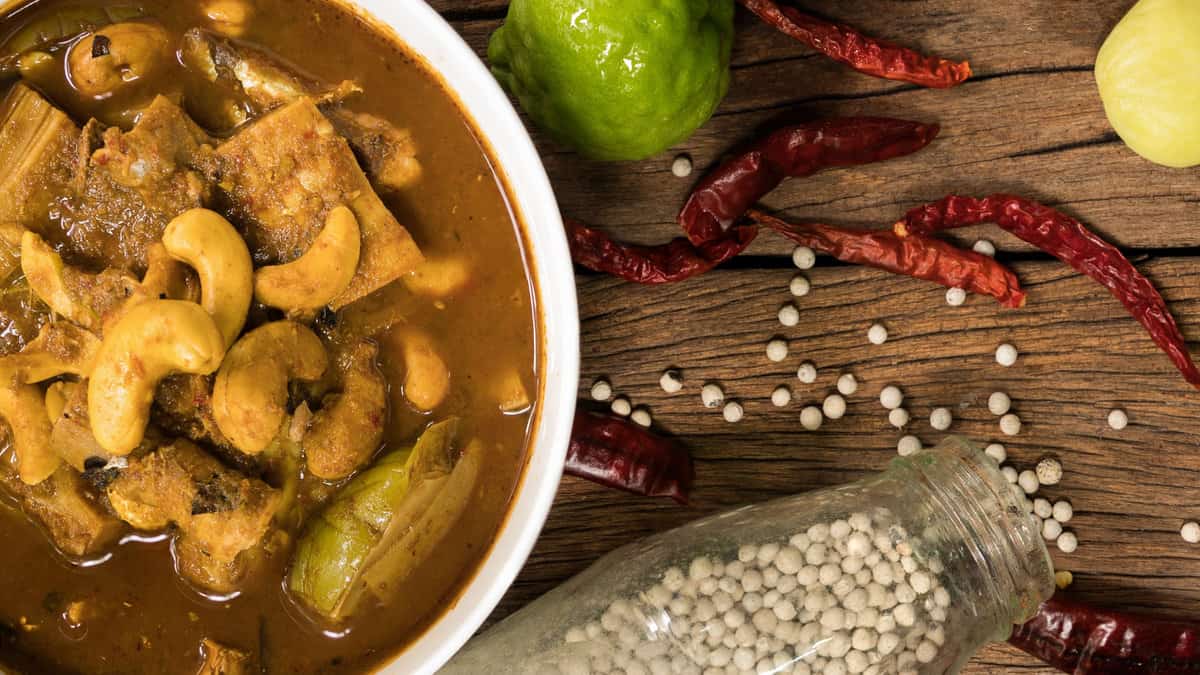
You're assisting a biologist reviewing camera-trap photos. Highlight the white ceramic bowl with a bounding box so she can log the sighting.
[338,2,578,673]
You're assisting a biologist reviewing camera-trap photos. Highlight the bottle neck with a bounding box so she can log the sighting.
[898,437,1054,638]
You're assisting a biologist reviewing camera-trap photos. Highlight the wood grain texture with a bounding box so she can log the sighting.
[448,0,1200,256]
[437,2,1200,673]
[483,260,1200,674]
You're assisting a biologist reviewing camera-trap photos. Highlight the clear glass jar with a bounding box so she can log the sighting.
[443,438,1053,675]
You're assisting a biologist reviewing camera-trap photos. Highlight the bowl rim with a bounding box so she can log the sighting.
[334,2,578,673]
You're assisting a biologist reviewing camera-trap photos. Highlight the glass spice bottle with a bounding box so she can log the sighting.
[442,437,1054,675]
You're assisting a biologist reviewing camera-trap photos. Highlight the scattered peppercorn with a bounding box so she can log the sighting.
[1108,408,1128,430]
[671,154,693,178]
[660,369,684,394]
[611,397,632,417]
[1036,458,1063,486]
[897,435,922,456]
[778,303,800,327]
[1001,466,1019,484]
[701,384,725,409]
[867,323,889,345]
[792,246,816,270]
[771,386,792,407]
[1052,501,1073,524]
[836,373,858,396]
[1018,470,1040,495]
[766,338,789,362]
[984,443,1007,464]
[888,407,910,428]
[1033,498,1052,519]
[879,385,903,410]
[945,287,966,306]
[972,240,996,257]
[796,362,817,384]
[999,413,1022,436]
[789,274,811,297]
[723,401,744,423]
[1042,519,1063,541]
[591,379,613,401]
[800,406,823,431]
[1056,531,1078,554]
[823,394,846,420]
[995,343,1018,367]
[1182,522,1200,544]
[930,407,952,431]
[631,407,652,428]
[987,392,1011,416]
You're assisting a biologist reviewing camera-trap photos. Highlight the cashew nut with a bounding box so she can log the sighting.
[21,231,100,330]
[304,341,387,480]
[88,300,226,456]
[0,363,57,485]
[212,321,328,455]
[398,328,450,412]
[140,242,200,304]
[162,209,253,346]
[403,255,471,298]
[10,322,101,383]
[44,381,73,423]
[253,206,360,313]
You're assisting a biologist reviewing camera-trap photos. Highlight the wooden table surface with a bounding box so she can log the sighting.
[438,2,1200,671]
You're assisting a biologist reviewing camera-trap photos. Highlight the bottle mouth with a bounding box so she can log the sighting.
[897,437,1055,632]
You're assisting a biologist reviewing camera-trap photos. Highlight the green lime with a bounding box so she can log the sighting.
[488,0,734,161]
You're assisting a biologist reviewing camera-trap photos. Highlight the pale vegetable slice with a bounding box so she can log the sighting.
[287,418,461,622]
[1095,0,1200,167]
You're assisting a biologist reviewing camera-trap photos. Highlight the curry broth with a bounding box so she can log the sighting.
[0,0,538,672]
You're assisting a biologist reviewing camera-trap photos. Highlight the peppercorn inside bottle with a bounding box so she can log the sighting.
[444,438,1054,675]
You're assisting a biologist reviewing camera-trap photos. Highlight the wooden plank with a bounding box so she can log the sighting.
[485,258,1200,673]
[445,1,1200,254]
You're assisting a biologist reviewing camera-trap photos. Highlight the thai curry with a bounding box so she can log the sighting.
[0,0,538,672]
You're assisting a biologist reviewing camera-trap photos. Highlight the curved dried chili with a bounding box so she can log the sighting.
[679,117,941,245]
[748,209,1026,308]
[738,0,971,88]
[566,218,756,285]
[567,408,694,505]
[1010,593,1200,674]
[894,195,1200,389]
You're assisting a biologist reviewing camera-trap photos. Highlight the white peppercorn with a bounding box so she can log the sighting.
[796,361,818,384]
[987,391,1011,415]
[945,287,966,306]
[973,239,996,257]
[984,443,1007,463]
[995,343,1018,367]
[659,369,683,394]
[631,407,652,427]
[771,386,792,407]
[836,373,859,396]
[1033,498,1052,519]
[611,396,632,416]
[723,401,744,423]
[930,407,952,431]
[590,379,613,401]
[1017,470,1039,495]
[792,246,816,270]
[1182,522,1200,544]
[897,435,922,457]
[800,406,824,431]
[1036,458,1063,486]
[879,385,903,410]
[1057,531,1078,554]
[779,303,801,327]
[1042,518,1063,541]
[867,323,888,345]
[1108,408,1128,430]
[701,383,725,408]
[823,394,847,420]
[766,338,789,362]
[1051,501,1073,523]
[790,274,811,297]
[999,413,1022,436]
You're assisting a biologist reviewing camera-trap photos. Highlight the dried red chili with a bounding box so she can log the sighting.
[895,195,1200,388]
[679,117,941,246]
[738,0,971,88]
[1010,593,1200,674]
[747,209,1026,308]
[567,408,694,504]
[566,218,756,284]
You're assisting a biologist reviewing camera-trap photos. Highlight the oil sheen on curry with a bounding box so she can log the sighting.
[0,0,538,671]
